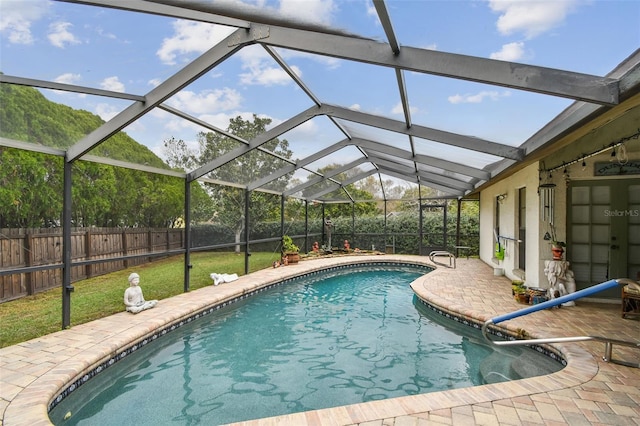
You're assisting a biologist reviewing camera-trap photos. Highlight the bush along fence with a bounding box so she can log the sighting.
[1,212,479,302]
[0,228,184,302]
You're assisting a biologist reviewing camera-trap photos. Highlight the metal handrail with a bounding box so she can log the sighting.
[429,250,456,268]
[482,278,640,368]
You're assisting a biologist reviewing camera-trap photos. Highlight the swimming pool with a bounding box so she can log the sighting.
[49,263,562,425]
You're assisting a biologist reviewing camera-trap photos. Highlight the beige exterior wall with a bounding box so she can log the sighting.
[480,163,541,286]
[479,112,640,292]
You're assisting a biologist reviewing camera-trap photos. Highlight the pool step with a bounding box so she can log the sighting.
[479,352,521,384]
[509,349,560,379]
[479,349,559,384]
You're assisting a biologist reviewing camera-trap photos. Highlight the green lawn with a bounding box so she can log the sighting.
[0,251,279,348]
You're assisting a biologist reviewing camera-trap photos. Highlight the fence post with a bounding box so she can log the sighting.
[85,229,92,279]
[122,230,129,268]
[147,230,153,262]
[24,232,34,295]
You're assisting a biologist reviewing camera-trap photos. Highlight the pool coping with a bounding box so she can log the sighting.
[228,260,601,425]
[0,255,634,425]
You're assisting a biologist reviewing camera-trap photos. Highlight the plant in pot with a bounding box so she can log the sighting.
[544,224,565,260]
[511,280,524,295]
[512,281,529,304]
[282,235,300,264]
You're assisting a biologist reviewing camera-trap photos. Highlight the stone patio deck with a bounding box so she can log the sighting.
[1,255,639,425]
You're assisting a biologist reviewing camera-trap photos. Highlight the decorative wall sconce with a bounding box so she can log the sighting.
[496,193,507,203]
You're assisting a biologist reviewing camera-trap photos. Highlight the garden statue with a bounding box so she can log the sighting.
[124,273,158,313]
[324,216,333,249]
[544,260,576,307]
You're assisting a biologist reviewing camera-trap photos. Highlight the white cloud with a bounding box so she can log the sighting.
[48,21,80,48]
[283,118,318,140]
[54,73,82,85]
[156,20,235,65]
[236,44,329,86]
[349,104,361,111]
[241,66,294,85]
[95,103,121,121]
[100,76,125,93]
[448,90,511,104]
[46,73,86,98]
[146,108,197,134]
[214,0,336,26]
[148,78,162,88]
[162,116,199,133]
[166,88,243,115]
[279,0,336,26]
[366,1,377,19]
[0,0,49,44]
[236,45,294,86]
[490,41,525,61]
[488,0,579,39]
[391,101,419,115]
[239,42,338,86]
[157,3,339,85]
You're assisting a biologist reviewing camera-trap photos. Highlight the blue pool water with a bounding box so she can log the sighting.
[50,265,562,425]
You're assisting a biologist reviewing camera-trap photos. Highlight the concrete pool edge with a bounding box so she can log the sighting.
[1,255,600,425]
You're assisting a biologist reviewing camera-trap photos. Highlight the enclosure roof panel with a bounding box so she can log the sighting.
[1,0,639,201]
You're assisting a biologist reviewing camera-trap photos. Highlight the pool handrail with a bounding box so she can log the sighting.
[482,278,640,368]
[428,250,456,268]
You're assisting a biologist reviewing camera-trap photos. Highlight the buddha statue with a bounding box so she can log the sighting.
[123,273,158,313]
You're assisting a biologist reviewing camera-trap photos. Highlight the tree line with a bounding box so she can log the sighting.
[1,82,478,238]
[0,82,214,228]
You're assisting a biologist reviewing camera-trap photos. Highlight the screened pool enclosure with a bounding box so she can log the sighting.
[1,0,637,328]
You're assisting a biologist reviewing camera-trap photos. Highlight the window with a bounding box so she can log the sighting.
[518,187,526,270]
[495,196,501,239]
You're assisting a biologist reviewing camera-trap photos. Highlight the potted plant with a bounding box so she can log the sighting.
[511,280,524,295]
[512,281,529,304]
[515,288,530,304]
[282,235,300,264]
[544,224,565,260]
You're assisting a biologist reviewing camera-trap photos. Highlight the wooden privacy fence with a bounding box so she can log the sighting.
[0,228,185,302]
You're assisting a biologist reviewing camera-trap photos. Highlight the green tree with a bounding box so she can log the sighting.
[0,83,201,228]
[71,162,117,226]
[164,114,293,251]
[0,148,63,228]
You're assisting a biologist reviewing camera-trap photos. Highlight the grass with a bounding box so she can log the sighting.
[0,251,280,348]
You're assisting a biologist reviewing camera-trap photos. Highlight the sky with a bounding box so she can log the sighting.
[1,0,639,193]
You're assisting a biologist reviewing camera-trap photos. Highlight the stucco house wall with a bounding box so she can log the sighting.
[479,162,541,286]
[479,101,640,297]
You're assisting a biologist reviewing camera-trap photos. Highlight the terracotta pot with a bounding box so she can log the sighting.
[551,245,564,260]
[285,252,300,264]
